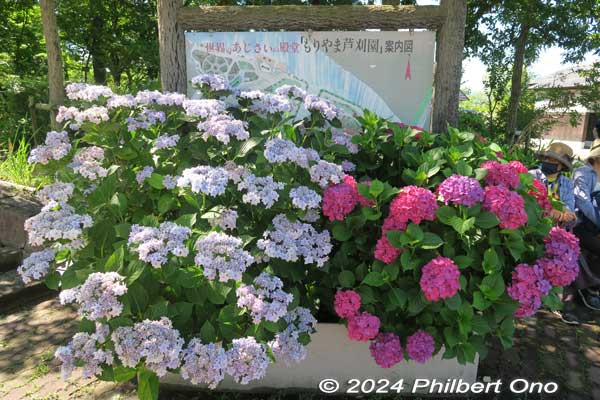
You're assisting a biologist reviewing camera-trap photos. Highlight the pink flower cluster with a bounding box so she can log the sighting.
[540,227,580,286]
[374,217,406,264]
[334,291,380,342]
[419,256,461,302]
[436,174,484,207]
[334,290,361,319]
[369,333,404,368]
[482,185,527,229]
[406,330,435,364]
[507,263,551,318]
[322,175,371,221]
[481,160,524,189]
[528,179,552,213]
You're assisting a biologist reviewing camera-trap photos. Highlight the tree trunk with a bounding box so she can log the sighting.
[40,0,64,130]
[89,3,107,84]
[432,0,467,133]
[158,0,186,93]
[506,23,530,140]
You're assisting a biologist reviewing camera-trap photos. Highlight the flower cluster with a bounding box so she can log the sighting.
[177,166,230,197]
[406,330,435,364]
[389,186,438,225]
[181,341,228,389]
[264,138,320,169]
[369,333,404,368]
[135,90,185,107]
[269,307,316,366]
[237,173,284,208]
[304,95,339,120]
[481,160,523,189]
[482,185,527,229]
[17,249,56,284]
[151,134,180,152]
[257,214,332,267]
[419,256,461,302]
[226,337,270,385]
[28,131,71,164]
[436,174,484,207]
[106,94,136,109]
[70,146,108,180]
[322,176,362,221]
[55,326,113,379]
[248,93,293,114]
[112,317,184,377]
[194,232,254,282]
[309,160,345,188]
[289,186,322,210]
[60,272,127,321]
[331,128,359,154]
[237,272,293,324]
[36,181,74,204]
[207,208,238,231]
[66,83,113,101]
[334,290,361,319]
[528,179,552,212]
[183,99,226,118]
[507,263,552,317]
[24,202,92,247]
[348,312,381,341]
[136,166,154,184]
[540,226,580,286]
[197,114,249,144]
[128,222,192,268]
[275,84,307,99]
[191,73,231,92]
[126,108,166,131]
[374,216,407,264]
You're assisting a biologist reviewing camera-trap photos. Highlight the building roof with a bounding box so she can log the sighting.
[530,64,591,89]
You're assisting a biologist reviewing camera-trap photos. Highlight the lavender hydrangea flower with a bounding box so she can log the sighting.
[183,99,226,118]
[257,214,332,267]
[304,95,339,120]
[275,85,307,99]
[248,93,292,114]
[136,166,154,184]
[151,134,180,153]
[238,90,265,100]
[269,307,316,366]
[226,337,270,385]
[28,131,71,164]
[134,90,185,106]
[309,160,345,188]
[126,108,166,131]
[194,232,254,282]
[207,208,238,231]
[17,249,56,284]
[181,340,228,388]
[224,161,249,184]
[331,128,359,154]
[264,138,320,169]
[55,327,113,379]
[163,174,179,190]
[36,181,74,204]
[70,146,108,180]
[436,174,485,207]
[25,202,93,247]
[237,174,284,208]
[60,272,127,321]
[65,83,113,101]
[237,272,293,324]
[197,114,249,144]
[289,186,321,210]
[341,160,356,172]
[112,317,184,377]
[106,94,137,109]
[177,166,229,197]
[76,106,110,124]
[128,222,192,268]
[56,106,81,124]
[191,74,231,92]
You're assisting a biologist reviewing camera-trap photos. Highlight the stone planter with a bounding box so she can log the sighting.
[161,323,478,394]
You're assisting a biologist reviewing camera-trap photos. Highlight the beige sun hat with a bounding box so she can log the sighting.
[587,139,600,161]
[535,142,574,170]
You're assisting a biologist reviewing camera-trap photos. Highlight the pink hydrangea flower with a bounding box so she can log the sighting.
[507,263,551,318]
[347,312,380,341]
[544,226,580,261]
[334,290,361,319]
[369,332,404,368]
[389,186,438,225]
[436,175,484,207]
[508,161,528,174]
[419,256,461,301]
[481,160,520,189]
[482,185,527,229]
[528,179,552,213]
[374,216,407,264]
[537,257,578,287]
[406,330,435,363]
[322,181,357,221]
[343,175,373,207]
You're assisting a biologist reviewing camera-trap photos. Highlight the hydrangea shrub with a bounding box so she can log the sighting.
[19,75,577,398]
[321,115,579,366]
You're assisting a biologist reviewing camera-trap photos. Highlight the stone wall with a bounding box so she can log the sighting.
[0,181,41,250]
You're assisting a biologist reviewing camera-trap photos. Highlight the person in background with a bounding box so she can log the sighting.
[530,142,576,226]
[567,139,600,324]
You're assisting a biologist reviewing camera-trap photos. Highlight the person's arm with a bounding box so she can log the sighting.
[574,169,600,226]
[561,177,575,212]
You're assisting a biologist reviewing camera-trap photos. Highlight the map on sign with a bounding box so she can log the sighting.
[185,31,436,129]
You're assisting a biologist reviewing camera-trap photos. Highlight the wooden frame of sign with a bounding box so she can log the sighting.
[157,0,466,132]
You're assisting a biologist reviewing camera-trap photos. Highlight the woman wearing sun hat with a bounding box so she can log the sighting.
[530,142,576,225]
